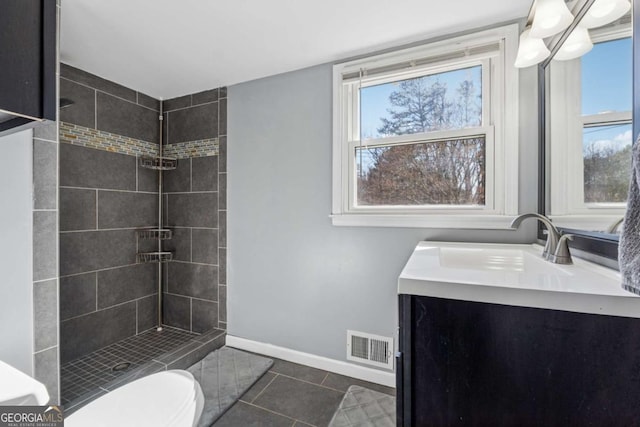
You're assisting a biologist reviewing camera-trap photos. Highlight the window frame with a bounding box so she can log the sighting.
[331,24,520,228]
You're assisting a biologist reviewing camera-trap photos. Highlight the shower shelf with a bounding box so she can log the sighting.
[136,252,173,264]
[136,228,173,240]
[139,156,177,170]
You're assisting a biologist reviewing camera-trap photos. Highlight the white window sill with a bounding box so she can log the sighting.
[330,214,517,229]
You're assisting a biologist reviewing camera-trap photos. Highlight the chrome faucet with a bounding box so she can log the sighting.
[510,213,562,262]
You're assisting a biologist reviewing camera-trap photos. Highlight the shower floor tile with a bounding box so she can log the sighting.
[61,326,198,406]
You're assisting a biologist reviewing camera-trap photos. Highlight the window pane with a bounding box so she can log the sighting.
[356,136,485,206]
[581,38,632,116]
[360,66,482,140]
[583,123,632,203]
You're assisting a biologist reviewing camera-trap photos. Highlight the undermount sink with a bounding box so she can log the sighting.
[399,241,638,318]
[0,360,50,405]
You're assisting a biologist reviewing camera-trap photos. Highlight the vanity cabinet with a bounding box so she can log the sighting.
[396,294,640,426]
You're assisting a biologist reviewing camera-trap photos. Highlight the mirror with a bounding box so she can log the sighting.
[541,0,633,256]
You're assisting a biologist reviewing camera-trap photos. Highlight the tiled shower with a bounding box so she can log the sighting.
[57,64,227,408]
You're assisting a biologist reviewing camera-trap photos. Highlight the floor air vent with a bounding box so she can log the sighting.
[346,330,394,370]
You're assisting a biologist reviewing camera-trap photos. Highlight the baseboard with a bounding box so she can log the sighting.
[225,335,396,388]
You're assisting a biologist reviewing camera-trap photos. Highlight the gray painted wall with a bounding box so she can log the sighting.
[0,129,34,375]
[228,60,538,365]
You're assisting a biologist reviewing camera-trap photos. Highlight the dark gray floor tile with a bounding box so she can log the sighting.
[137,294,159,332]
[193,328,226,343]
[137,159,159,192]
[59,230,136,276]
[163,227,191,262]
[253,375,343,426]
[60,302,136,363]
[97,190,157,229]
[60,272,97,321]
[163,158,191,193]
[163,293,191,331]
[60,188,96,231]
[219,97,227,136]
[167,193,217,228]
[60,144,136,190]
[192,228,218,265]
[219,248,226,284]
[34,279,58,352]
[137,92,160,111]
[218,136,226,173]
[192,299,218,333]
[34,211,57,281]
[97,92,159,143]
[59,77,96,129]
[33,139,57,210]
[33,122,58,142]
[166,335,224,370]
[219,286,227,323]
[102,361,166,391]
[219,210,226,247]
[192,155,218,192]
[269,359,328,385]
[34,347,59,405]
[163,94,191,112]
[321,373,396,396]
[63,389,106,415]
[97,264,156,309]
[61,63,136,102]
[155,341,201,364]
[167,262,218,300]
[167,102,218,144]
[219,172,227,210]
[240,371,277,403]
[214,401,293,427]
[192,88,218,105]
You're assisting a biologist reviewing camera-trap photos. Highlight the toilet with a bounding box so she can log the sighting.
[66,370,204,427]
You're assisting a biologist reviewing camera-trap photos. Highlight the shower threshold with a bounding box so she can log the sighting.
[61,326,225,413]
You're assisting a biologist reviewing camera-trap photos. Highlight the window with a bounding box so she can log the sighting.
[331,25,520,228]
[548,26,631,228]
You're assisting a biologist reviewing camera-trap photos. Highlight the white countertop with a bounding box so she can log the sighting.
[398,241,640,318]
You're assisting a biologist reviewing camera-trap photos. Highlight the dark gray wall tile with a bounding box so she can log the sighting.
[167,193,217,228]
[138,158,159,193]
[167,102,218,144]
[163,293,190,331]
[60,188,96,231]
[163,158,191,193]
[137,92,160,111]
[34,279,58,352]
[167,262,217,300]
[191,156,218,191]
[163,95,191,112]
[33,140,57,210]
[97,92,160,143]
[219,173,227,210]
[34,347,59,405]
[61,63,136,102]
[60,144,136,190]
[219,98,227,136]
[137,294,159,333]
[219,87,227,98]
[192,88,218,105]
[59,78,95,129]
[219,248,226,284]
[163,227,191,262]
[60,302,136,363]
[162,112,168,145]
[60,273,96,321]
[34,122,57,142]
[192,299,218,333]
[98,190,157,229]
[138,232,159,253]
[97,264,156,309]
[192,228,218,265]
[59,230,136,276]
[218,136,226,173]
[219,285,226,323]
[219,210,226,248]
[34,211,57,281]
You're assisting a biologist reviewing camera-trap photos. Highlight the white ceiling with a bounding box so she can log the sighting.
[60,0,531,100]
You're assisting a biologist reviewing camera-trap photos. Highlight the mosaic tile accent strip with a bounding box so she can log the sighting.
[164,138,219,159]
[60,121,159,157]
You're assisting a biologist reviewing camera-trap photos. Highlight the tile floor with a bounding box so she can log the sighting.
[213,358,395,427]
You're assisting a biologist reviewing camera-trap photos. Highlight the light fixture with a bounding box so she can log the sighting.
[581,0,631,29]
[530,0,575,38]
[514,28,551,68]
[554,26,593,60]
